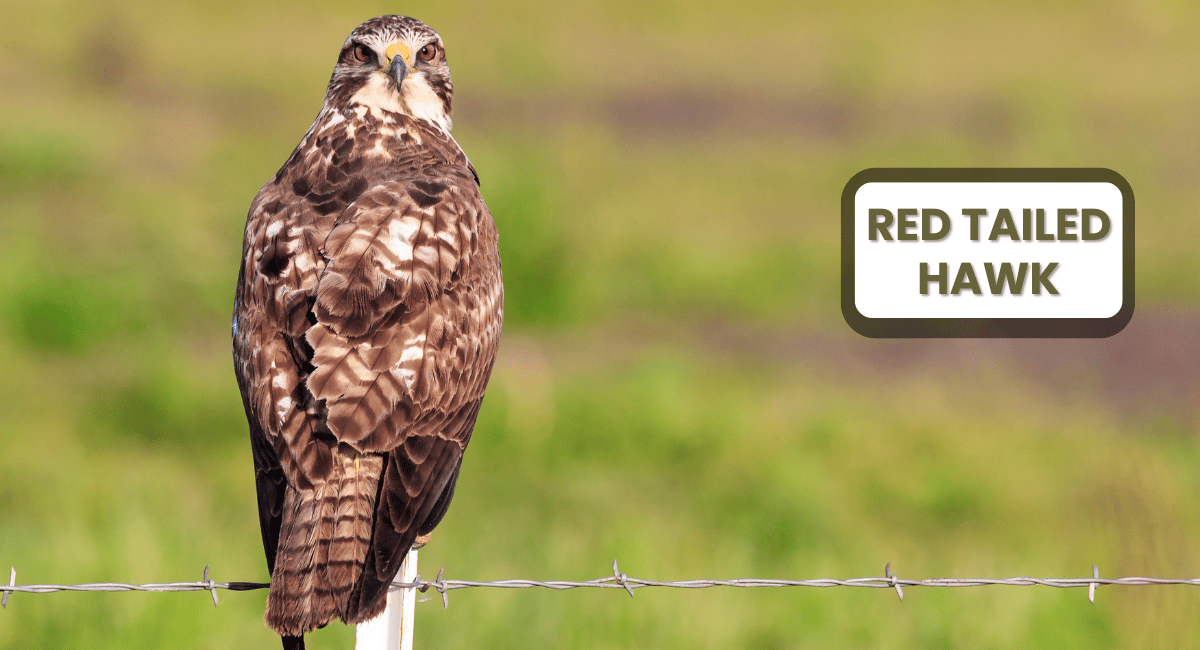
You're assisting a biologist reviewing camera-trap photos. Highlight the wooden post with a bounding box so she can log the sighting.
[355,548,418,650]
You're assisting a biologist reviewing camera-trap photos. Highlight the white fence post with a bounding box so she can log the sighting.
[355,548,418,650]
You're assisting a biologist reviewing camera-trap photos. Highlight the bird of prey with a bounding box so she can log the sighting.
[232,15,502,649]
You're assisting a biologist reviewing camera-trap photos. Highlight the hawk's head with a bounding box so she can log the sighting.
[325,16,454,132]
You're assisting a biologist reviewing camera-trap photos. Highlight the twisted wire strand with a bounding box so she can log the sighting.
[4,561,1199,610]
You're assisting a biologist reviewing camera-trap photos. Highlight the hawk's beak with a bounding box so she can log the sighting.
[383,42,411,88]
[386,55,408,87]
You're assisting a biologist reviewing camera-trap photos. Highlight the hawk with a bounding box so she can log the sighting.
[232,15,502,649]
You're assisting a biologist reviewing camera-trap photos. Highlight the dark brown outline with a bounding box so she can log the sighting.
[841,168,1134,338]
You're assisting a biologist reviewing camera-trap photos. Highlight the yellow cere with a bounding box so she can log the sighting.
[385,42,412,67]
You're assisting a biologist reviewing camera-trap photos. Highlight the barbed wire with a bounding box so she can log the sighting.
[5,561,1200,611]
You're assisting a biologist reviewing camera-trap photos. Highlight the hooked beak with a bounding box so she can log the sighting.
[387,55,408,87]
[383,42,411,88]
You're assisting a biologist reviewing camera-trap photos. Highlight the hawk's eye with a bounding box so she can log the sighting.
[418,44,438,61]
[352,44,374,64]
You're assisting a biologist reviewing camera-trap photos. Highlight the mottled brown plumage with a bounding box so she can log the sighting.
[232,15,502,648]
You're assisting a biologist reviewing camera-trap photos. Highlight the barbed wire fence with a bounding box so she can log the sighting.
[7,560,1200,611]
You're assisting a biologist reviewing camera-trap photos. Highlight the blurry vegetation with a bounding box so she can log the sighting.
[4,0,1200,648]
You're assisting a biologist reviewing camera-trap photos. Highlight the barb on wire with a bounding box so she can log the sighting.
[6,562,1200,610]
[885,562,903,600]
[203,565,219,607]
[2,567,15,609]
[420,566,449,609]
[612,559,635,598]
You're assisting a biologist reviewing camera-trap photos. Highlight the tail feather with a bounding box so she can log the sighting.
[344,439,464,624]
[327,454,380,621]
[266,448,383,636]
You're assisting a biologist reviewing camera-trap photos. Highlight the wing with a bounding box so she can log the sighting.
[235,179,338,494]
[237,170,498,479]
[307,172,500,450]
[303,172,502,619]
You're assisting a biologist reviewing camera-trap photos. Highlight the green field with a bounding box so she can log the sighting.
[4,1,1200,647]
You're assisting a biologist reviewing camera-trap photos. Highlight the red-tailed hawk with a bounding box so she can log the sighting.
[232,15,502,649]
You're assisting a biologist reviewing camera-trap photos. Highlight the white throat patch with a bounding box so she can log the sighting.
[348,72,452,133]
[400,73,453,133]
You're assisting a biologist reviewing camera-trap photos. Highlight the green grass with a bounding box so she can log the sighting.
[4,0,1200,647]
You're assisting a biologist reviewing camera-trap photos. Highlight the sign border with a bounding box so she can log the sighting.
[841,168,1134,338]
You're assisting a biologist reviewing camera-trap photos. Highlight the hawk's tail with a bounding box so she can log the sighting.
[266,449,383,637]
[343,439,466,624]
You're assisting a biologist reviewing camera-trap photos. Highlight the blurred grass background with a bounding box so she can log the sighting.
[3,0,1200,647]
